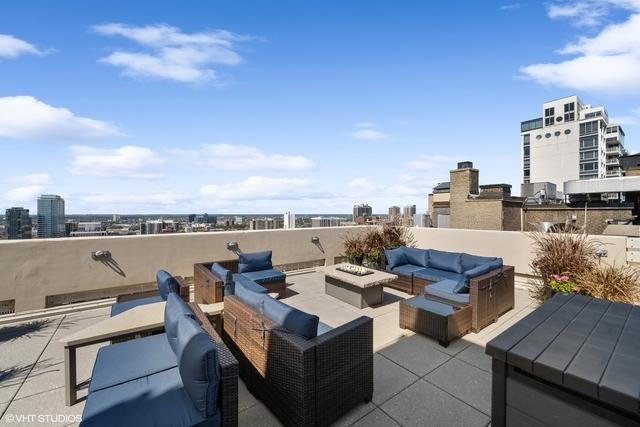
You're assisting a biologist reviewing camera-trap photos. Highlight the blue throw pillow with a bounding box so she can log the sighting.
[460,253,498,272]
[164,293,195,355]
[238,251,273,273]
[234,276,267,311]
[385,247,408,270]
[176,315,220,418]
[454,258,503,293]
[402,247,429,267]
[427,250,463,274]
[263,296,319,340]
[156,270,180,300]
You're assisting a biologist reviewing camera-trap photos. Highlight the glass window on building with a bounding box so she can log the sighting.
[580,150,597,161]
[564,102,575,112]
[545,107,555,116]
[580,120,598,135]
[564,112,575,122]
[580,162,597,171]
[523,134,530,143]
[580,136,598,149]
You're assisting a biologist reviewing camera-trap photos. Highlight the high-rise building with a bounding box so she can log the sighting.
[388,206,401,220]
[188,214,196,223]
[311,217,341,227]
[145,220,164,234]
[112,214,121,222]
[5,207,32,239]
[352,203,372,221]
[37,194,65,238]
[250,218,277,230]
[403,205,416,218]
[283,211,295,229]
[521,96,627,190]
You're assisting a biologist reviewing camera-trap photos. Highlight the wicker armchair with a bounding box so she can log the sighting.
[417,266,515,332]
[223,295,373,427]
[194,259,286,304]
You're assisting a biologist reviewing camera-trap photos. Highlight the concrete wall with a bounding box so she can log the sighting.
[0,226,629,313]
[0,226,368,312]
[410,227,627,276]
[523,206,634,235]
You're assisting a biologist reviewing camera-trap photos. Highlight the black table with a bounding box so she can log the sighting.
[486,293,640,427]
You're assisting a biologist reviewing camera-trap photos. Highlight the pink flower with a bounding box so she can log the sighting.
[560,275,569,281]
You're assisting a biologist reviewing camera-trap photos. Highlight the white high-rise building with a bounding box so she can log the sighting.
[284,211,295,229]
[311,217,341,227]
[521,96,627,190]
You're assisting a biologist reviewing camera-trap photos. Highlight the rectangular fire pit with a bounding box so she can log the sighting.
[316,263,397,308]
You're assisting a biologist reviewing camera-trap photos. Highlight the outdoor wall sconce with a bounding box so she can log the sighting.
[310,236,320,244]
[226,241,239,252]
[596,248,608,258]
[91,250,112,261]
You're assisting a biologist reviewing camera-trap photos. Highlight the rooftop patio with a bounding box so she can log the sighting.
[0,270,536,426]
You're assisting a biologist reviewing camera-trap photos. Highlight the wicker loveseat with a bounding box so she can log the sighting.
[82,294,239,427]
[223,278,373,427]
[386,247,514,332]
[194,251,286,304]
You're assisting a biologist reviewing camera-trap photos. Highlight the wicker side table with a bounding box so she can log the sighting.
[399,296,472,347]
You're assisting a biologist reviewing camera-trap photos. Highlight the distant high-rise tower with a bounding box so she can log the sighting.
[5,207,32,239]
[284,211,295,229]
[403,205,416,218]
[352,203,372,221]
[37,195,65,238]
[388,206,401,221]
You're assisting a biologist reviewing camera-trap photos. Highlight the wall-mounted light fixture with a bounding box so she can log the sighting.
[310,236,320,244]
[91,250,112,261]
[226,241,240,253]
[595,248,608,258]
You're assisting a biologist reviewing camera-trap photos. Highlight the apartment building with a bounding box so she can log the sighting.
[521,96,627,190]
[283,211,295,229]
[5,207,32,239]
[311,216,341,227]
[37,194,65,238]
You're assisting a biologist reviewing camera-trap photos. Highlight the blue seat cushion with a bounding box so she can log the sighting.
[233,275,267,311]
[240,268,286,284]
[385,247,408,270]
[110,295,164,317]
[461,253,498,272]
[389,264,426,276]
[402,247,429,267]
[238,250,273,273]
[427,249,463,274]
[176,316,220,419]
[424,280,470,305]
[81,368,220,427]
[165,293,196,355]
[413,267,463,283]
[454,259,503,293]
[263,296,319,340]
[157,270,180,300]
[88,333,176,393]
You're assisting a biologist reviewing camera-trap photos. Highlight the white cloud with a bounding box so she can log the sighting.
[499,3,524,11]
[348,177,377,196]
[611,107,640,125]
[92,23,250,83]
[76,191,190,207]
[69,145,165,180]
[0,96,120,141]
[200,176,313,201]
[351,129,388,140]
[0,34,44,58]
[3,173,51,202]
[521,2,640,93]
[347,174,434,199]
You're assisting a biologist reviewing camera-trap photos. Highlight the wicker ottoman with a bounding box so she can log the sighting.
[399,296,472,347]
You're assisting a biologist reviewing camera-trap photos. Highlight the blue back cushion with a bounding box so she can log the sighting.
[165,293,195,356]
[211,263,233,295]
[238,251,273,273]
[454,258,504,293]
[263,296,319,340]
[156,270,180,300]
[460,253,498,272]
[402,247,429,267]
[385,247,408,270]
[176,316,220,418]
[427,250,463,274]
[234,276,267,311]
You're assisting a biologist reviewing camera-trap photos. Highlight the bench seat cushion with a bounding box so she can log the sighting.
[240,268,286,284]
[413,268,463,284]
[110,295,164,317]
[81,367,220,427]
[389,264,425,276]
[424,280,470,305]
[88,333,176,393]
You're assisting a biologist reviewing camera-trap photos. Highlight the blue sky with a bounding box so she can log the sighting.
[1,0,639,214]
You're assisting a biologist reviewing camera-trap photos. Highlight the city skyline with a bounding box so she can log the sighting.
[1,1,640,214]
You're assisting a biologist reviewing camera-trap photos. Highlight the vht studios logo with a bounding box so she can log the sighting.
[4,414,82,424]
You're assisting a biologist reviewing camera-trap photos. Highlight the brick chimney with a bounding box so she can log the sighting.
[449,161,479,228]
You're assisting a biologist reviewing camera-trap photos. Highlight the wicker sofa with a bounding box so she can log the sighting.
[222,277,373,427]
[82,294,239,427]
[386,247,514,332]
[194,251,286,304]
[110,269,190,317]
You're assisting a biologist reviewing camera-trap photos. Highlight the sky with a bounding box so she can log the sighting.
[1,0,640,214]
